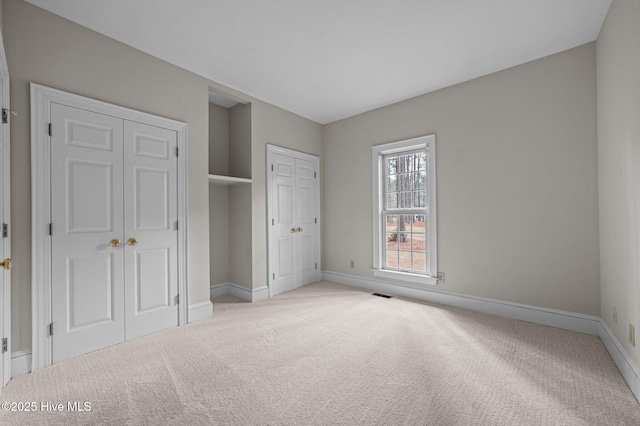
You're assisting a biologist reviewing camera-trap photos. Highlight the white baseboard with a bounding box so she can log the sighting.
[598,320,640,401]
[210,282,232,299]
[251,286,269,303]
[210,282,269,303]
[11,350,31,378]
[323,271,600,335]
[188,300,213,323]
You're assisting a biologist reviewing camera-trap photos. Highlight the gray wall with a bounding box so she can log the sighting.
[323,43,600,315]
[597,0,640,365]
[3,0,211,351]
[209,104,230,286]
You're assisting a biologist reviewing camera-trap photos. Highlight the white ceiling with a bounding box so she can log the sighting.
[25,0,611,124]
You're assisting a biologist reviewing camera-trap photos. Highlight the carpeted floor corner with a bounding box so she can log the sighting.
[1,281,639,425]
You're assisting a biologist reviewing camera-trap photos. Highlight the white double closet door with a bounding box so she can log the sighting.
[50,103,178,364]
[269,146,321,297]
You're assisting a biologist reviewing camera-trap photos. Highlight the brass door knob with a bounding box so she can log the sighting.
[110,239,121,247]
[0,258,11,270]
[291,228,296,233]
[127,238,138,246]
[296,227,303,233]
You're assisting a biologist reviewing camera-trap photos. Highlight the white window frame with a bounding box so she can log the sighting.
[372,135,437,285]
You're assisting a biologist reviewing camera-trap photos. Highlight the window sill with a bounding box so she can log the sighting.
[372,269,438,286]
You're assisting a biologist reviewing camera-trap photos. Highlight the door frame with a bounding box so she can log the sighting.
[30,84,189,371]
[266,144,321,298]
[0,29,12,388]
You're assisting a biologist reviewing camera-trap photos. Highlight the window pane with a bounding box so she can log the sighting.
[416,152,426,171]
[413,215,425,232]
[415,171,426,190]
[385,215,398,232]
[386,157,397,175]
[413,252,426,272]
[398,154,413,173]
[399,173,413,191]
[411,233,425,251]
[414,191,426,208]
[386,233,399,249]
[399,192,412,208]
[399,251,411,269]
[398,214,411,232]
[386,175,397,192]
[386,250,398,268]
[386,193,398,209]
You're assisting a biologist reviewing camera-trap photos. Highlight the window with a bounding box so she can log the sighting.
[372,135,437,285]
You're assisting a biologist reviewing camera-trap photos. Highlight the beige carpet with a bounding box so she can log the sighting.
[1,281,639,425]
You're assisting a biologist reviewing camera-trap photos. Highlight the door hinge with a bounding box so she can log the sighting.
[2,223,7,238]
[49,223,53,236]
[315,218,317,224]
[315,263,318,270]
[174,294,179,305]
[314,172,317,178]
[49,323,54,336]
[48,123,52,136]
[176,147,179,157]
[175,221,178,230]
[272,218,274,226]
[2,337,7,353]
[272,273,275,280]
[271,164,274,172]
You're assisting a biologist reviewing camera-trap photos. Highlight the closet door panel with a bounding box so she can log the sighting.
[50,103,125,364]
[295,158,320,285]
[270,153,297,296]
[124,121,178,340]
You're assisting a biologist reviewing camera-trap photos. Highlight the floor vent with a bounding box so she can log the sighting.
[372,293,392,299]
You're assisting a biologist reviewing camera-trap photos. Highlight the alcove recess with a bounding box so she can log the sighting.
[208,90,252,291]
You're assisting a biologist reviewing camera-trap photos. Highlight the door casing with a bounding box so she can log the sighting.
[30,83,189,372]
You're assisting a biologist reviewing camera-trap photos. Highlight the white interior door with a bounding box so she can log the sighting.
[50,106,179,363]
[0,33,11,387]
[270,153,297,295]
[124,121,178,340]
[268,146,320,297]
[50,103,126,364]
[31,84,188,371]
[295,158,319,286]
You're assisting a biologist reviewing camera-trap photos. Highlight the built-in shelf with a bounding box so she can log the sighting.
[208,174,252,186]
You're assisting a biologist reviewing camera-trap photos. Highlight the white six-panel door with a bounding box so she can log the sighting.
[50,103,178,363]
[270,152,297,295]
[50,103,126,363]
[268,146,320,297]
[124,121,178,340]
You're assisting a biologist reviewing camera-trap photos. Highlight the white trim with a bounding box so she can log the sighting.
[372,269,438,285]
[371,135,437,281]
[251,286,270,303]
[210,283,269,303]
[0,29,11,388]
[323,270,600,335]
[598,320,640,401]
[210,282,232,299]
[30,84,189,372]
[188,301,213,323]
[10,351,31,379]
